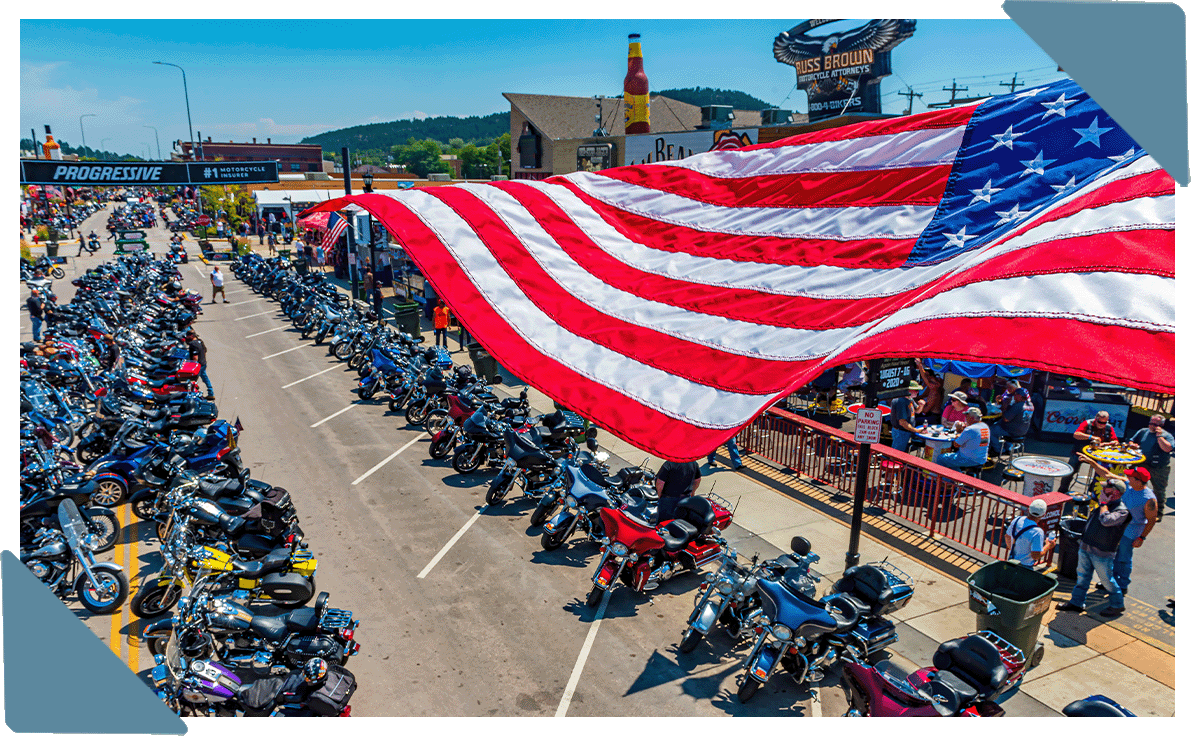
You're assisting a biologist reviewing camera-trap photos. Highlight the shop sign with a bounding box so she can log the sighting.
[625,129,758,166]
[1041,399,1128,436]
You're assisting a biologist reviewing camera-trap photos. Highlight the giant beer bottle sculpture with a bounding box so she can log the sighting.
[624,33,650,134]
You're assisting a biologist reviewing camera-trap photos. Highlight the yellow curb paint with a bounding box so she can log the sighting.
[109,503,126,659]
[126,509,140,674]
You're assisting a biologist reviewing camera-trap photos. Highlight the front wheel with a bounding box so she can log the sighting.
[334,342,353,360]
[130,580,181,619]
[585,586,604,609]
[357,383,377,401]
[405,400,430,427]
[486,476,512,506]
[428,434,455,460]
[50,421,75,447]
[388,390,411,412]
[737,676,762,703]
[76,569,128,614]
[529,495,556,527]
[678,628,704,654]
[75,442,104,465]
[131,495,157,521]
[425,410,451,435]
[51,266,66,279]
[454,443,483,475]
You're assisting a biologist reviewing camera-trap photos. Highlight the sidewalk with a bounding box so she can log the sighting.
[249,242,1176,716]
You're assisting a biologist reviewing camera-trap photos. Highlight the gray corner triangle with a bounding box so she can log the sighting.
[1004,1,1189,185]
[2,551,187,733]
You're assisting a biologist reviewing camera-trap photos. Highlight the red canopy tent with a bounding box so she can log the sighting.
[298,211,330,231]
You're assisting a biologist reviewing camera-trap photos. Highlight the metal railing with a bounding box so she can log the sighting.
[1123,389,1174,415]
[738,408,1071,564]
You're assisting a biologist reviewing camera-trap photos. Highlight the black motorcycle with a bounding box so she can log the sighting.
[21,499,129,614]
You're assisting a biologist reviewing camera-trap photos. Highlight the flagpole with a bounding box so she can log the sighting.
[343,146,357,305]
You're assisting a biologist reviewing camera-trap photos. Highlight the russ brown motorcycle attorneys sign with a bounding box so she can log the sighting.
[20,160,280,186]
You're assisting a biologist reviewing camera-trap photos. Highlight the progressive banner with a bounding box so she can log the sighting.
[20,160,280,186]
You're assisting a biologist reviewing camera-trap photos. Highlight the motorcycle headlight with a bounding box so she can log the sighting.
[609,542,629,557]
[771,624,793,641]
[565,495,579,510]
[716,580,734,595]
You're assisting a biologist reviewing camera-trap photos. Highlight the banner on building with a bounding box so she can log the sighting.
[625,129,759,166]
[20,160,280,186]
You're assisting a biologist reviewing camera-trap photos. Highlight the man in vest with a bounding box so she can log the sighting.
[1057,478,1130,617]
[1005,499,1056,569]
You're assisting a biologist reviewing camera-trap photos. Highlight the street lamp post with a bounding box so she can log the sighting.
[79,114,97,151]
[153,60,201,215]
[100,138,111,156]
[144,125,161,159]
[362,173,377,277]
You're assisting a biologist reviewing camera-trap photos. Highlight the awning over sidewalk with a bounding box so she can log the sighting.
[923,359,1032,379]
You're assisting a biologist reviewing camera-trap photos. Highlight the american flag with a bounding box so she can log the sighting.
[306,79,1174,460]
[321,212,349,250]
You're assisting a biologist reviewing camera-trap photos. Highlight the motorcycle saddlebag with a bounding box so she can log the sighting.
[284,634,344,667]
[176,361,201,380]
[259,571,314,603]
[307,665,356,716]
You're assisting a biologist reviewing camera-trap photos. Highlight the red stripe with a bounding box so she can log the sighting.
[594,164,953,209]
[743,104,977,150]
[551,179,920,269]
[497,182,1173,330]
[424,186,790,394]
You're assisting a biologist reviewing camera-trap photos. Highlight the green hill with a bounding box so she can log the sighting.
[301,113,508,154]
[654,87,774,110]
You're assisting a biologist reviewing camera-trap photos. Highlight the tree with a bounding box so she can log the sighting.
[391,138,450,178]
[448,138,466,152]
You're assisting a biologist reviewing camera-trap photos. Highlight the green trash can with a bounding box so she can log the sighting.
[391,302,422,338]
[467,341,498,383]
[278,249,292,260]
[967,560,1057,669]
[45,242,59,259]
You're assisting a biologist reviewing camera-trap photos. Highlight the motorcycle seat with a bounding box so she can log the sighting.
[826,595,863,630]
[919,675,969,717]
[673,496,717,538]
[1062,699,1131,717]
[198,477,243,499]
[931,635,1008,697]
[231,546,291,579]
[277,607,320,633]
[659,519,700,552]
[835,565,895,612]
[248,615,290,642]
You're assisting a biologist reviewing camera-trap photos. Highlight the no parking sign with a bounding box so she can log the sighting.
[854,408,883,444]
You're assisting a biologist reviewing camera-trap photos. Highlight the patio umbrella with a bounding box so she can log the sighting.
[298,211,330,230]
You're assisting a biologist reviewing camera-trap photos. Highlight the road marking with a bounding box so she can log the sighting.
[311,403,358,427]
[234,310,276,321]
[126,507,140,674]
[262,344,312,360]
[246,326,287,338]
[223,288,248,296]
[809,686,821,718]
[417,504,488,579]
[555,591,611,717]
[353,434,426,485]
[109,504,126,660]
[193,265,206,278]
[283,364,340,389]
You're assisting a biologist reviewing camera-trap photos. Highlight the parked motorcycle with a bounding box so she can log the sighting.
[21,499,129,614]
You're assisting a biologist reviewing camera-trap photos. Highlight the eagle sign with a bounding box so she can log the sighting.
[774,19,917,122]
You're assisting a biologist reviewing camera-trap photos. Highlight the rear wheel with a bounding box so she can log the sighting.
[737,676,762,703]
[678,628,704,654]
[75,443,103,465]
[131,495,157,521]
[585,586,604,609]
[50,421,75,447]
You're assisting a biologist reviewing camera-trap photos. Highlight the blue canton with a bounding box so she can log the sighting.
[907,78,1144,266]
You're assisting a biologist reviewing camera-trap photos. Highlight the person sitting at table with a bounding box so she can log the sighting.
[837,361,865,395]
[988,386,1034,456]
[1057,411,1118,496]
[941,391,969,427]
[934,407,990,472]
[957,377,988,414]
[1127,414,1174,522]
[889,381,925,452]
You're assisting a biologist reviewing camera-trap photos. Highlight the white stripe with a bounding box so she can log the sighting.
[399,190,781,429]
[311,403,357,427]
[245,326,286,338]
[565,173,936,240]
[650,124,967,178]
[416,505,487,579]
[261,345,310,359]
[555,592,610,718]
[234,310,276,321]
[352,433,426,485]
[282,364,340,389]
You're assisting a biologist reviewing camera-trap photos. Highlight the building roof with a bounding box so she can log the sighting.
[505,93,711,140]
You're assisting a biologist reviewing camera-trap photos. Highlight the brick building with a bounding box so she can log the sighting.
[177,137,324,173]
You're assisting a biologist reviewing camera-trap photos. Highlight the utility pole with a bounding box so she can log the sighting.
[941,80,969,108]
[343,146,357,305]
[1000,73,1021,95]
[897,87,924,115]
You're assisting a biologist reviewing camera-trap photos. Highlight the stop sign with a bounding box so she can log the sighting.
[195,215,212,226]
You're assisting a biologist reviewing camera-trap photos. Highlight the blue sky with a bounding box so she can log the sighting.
[21,18,1067,157]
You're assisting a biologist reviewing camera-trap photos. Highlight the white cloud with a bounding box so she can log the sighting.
[21,62,147,139]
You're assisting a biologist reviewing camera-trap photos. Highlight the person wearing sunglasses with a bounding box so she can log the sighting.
[1127,414,1174,522]
[1057,411,1118,496]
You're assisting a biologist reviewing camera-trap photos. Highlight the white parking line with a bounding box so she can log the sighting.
[246,326,286,338]
[810,687,822,718]
[261,345,310,360]
[282,365,340,389]
[417,504,488,579]
[223,288,248,295]
[555,593,611,717]
[193,265,206,278]
[235,310,276,321]
[311,403,358,428]
[352,433,426,485]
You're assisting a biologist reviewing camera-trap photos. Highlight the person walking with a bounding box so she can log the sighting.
[708,436,743,469]
[654,459,702,528]
[361,267,374,296]
[1126,414,1174,521]
[210,266,228,303]
[1057,478,1131,617]
[1078,453,1158,597]
[267,232,277,256]
[371,283,385,324]
[76,233,88,257]
[26,288,46,341]
[433,303,451,347]
[186,329,216,399]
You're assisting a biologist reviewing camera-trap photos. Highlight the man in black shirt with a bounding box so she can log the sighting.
[26,289,46,341]
[186,329,215,399]
[655,460,702,523]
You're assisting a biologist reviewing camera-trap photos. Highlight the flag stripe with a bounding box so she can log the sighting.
[742,104,978,150]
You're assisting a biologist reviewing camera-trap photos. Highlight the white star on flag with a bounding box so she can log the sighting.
[990,125,1025,151]
[1108,147,1137,163]
[1015,86,1050,99]
[969,179,1004,205]
[994,202,1031,226]
[943,226,977,248]
[1020,150,1057,177]
[1041,93,1077,119]
[1051,175,1078,194]
[1074,117,1114,147]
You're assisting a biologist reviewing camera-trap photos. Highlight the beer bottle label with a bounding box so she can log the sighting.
[625,93,651,131]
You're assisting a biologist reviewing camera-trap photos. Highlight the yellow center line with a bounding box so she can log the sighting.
[126,508,141,674]
[109,503,126,659]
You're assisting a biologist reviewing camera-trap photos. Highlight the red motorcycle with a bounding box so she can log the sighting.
[585,494,734,608]
[839,631,1025,717]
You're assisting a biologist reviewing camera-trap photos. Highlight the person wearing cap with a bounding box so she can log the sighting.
[889,381,925,453]
[941,391,969,427]
[934,407,991,472]
[1127,414,1174,521]
[988,386,1035,455]
[186,329,215,399]
[1057,476,1130,616]
[1057,410,1119,496]
[1006,499,1056,568]
[26,288,45,341]
[1078,453,1158,596]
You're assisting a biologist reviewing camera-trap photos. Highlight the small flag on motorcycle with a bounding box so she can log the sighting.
[233,416,244,433]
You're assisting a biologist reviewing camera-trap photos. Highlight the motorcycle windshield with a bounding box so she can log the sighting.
[56,498,90,552]
[598,507,662,553]
[755,578,836,632]
[566,466,610,505]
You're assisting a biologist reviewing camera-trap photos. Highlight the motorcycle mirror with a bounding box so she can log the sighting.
[584,426,599,440]
[790,536,812,557]
[415,336,425,343]
[490,374,503,385]
[586,437,599,451]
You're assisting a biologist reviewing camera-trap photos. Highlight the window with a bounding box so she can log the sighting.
[517,122,542,169]
[290,163,302,172]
